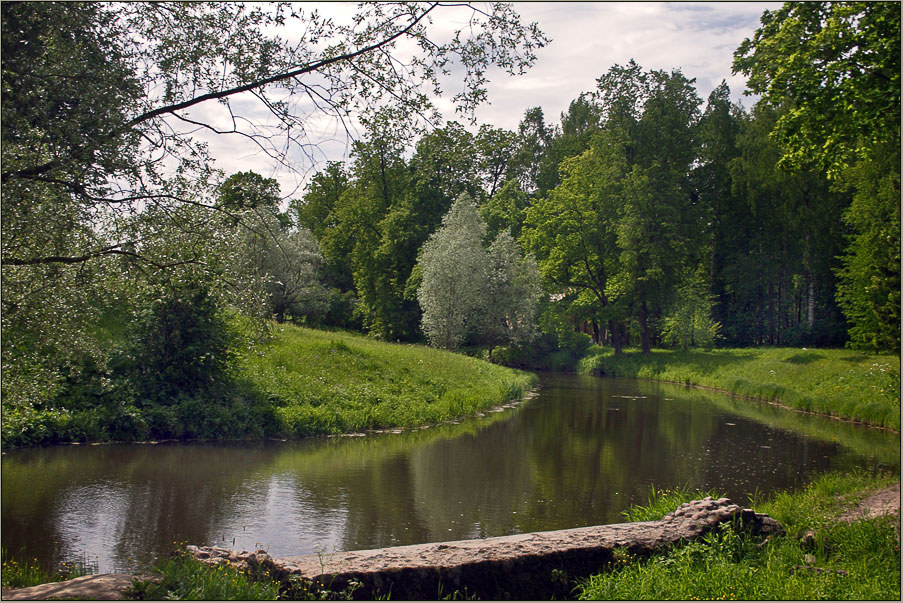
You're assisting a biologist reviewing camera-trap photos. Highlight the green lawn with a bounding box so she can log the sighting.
[579,347,900,430]
[577,471,901,601]
[238,324,538,437]
[1,323,536,448]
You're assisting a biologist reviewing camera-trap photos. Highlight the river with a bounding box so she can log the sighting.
[2,374,898,574]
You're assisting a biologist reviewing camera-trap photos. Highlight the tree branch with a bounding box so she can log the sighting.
[122,3,440,130]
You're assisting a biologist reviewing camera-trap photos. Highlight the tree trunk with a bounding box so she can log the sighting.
[639,298,651,354]
[609,320,623,355]
[807,272,815,330]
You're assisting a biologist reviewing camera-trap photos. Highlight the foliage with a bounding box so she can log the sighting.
[482,231,543,355]
[132,551,280,601]
[1,548,91,589]
[734,1,901,352]
[577,471,901,601]
[1,0,547,432]
[579,346,901,430]
[734,2,900,178]
[834,143,901,353]
[721,102,848,347]
[417,194,490,349]
[661,271,722,349]
[129,285,237,403]
[523,62,703,354]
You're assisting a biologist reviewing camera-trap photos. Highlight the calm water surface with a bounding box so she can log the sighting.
[2,374,899,573]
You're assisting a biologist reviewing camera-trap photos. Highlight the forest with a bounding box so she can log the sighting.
[1,2,899,445]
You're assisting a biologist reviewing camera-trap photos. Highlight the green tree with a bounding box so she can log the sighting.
[417,194,489,350]
[734,1,900,351]
[727,103,848,346]
[734,1,900,177]
[290,162,354,292]
[603,65,703,353]
[662,269,721,349]
[481,179,531,241]
[482,231,542,357]
[835,142,901,352]
[475,125,520,198]
[508,107,552,194]
[522,133,628,353]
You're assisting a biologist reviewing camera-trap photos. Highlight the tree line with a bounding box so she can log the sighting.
[289,1,899,357]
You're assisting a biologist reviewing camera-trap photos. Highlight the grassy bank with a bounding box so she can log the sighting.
[579,347,900,430]
[238,324,537,437]
[1,548,92,589]
[577,471,901,600]
[1,324,536,448]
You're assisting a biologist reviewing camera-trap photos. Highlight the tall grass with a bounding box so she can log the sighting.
[1,548,91,589]
[130,552,280,600]
[577,471,901,601]
[238,324,538,437]
[579,347,900,430]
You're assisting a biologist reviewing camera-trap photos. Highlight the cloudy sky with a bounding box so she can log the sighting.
[197,1,783,199]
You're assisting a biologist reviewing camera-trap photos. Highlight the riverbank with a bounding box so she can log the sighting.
[578,347,900,430]
[577,471,901,600]
[1,324,536,448]
[238,324,537,436]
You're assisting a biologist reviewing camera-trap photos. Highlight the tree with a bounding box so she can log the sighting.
[481,231,542,357]
[835,142,901,352]
[602,65,703,353]
[734,1,900,351]
[522,133,628,353]
[662,269,721,349]
[508,107,552,193]
[290,162,354,292]
[475,125,520,198]
[417,194,489,350]
[726,103,848,346]
[734,1,900,178]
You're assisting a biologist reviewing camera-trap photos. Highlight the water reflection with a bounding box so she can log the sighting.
[2,375,898,573]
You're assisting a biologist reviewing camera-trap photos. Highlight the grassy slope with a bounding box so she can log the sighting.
[238,324,538,437]
[579,347,901,430]
[577,471,901,601]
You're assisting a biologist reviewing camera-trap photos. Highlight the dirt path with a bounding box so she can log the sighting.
[836,484,901,523]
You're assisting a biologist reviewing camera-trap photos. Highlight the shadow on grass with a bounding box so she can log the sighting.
[781,352,825,365]
[583,348,761,377]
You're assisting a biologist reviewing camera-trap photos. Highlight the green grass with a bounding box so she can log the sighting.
[1,548,91,589]
[239,324,538,437]
[577,471,901,601]
[579,347,901,430]
[129,552,281,600]
[2,323,536,448]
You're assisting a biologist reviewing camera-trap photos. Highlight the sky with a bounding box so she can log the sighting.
[194,1,783,200]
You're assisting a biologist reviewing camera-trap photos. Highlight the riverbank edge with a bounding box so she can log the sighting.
[577,349,900,433]
[32,385,541,450]
[594,371,898,434]
[1,323,540,451]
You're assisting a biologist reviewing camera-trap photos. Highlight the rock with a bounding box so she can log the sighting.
[189,497,783,600]
[1,574,141,600]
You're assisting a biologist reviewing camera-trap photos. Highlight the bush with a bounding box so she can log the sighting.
[130,285,237,404]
